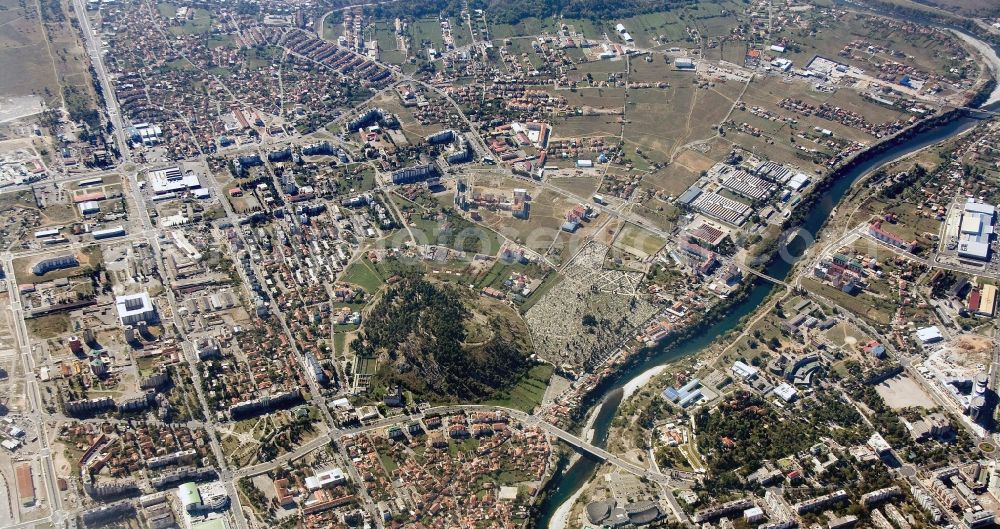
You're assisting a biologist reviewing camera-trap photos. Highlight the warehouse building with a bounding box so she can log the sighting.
[93,226,126,240]
[958,199,995,261]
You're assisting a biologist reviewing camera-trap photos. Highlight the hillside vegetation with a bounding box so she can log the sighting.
[352,277,534,401]
[366,0,698,26]
[474,0,697,24]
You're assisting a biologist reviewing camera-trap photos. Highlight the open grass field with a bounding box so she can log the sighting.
[489,17,563,40]
[612,223,666,259]
[374,91,448,139]
[0,0,58,102]
[410,18,445,52]
[12,244,101,282]
[888,0,999,17]
[770,12,970,82]
[483,363,553,412]
[630,200,681,233]
[474,185,582,255]
[565,86,626,112]
[342,258,385,292]
[156,2,176,18]
[26,313,70,339]
[547,175,601,199]
[612,11,687,48]
[801,277,892,325]
[369,21,408,65]
[168,8,214,35]
[551,114,622,138]
[623,81,738,167]
[572,60,627,79]
[640,165,694,199]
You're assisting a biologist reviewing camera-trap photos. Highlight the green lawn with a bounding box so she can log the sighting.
[156,2,177,18]
[483,364,553,412]
[168,8,214,35]
[342,259,384,292]
[378,450,398,473]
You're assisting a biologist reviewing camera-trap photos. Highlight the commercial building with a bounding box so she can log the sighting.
[786,173,810,191]
[957,199,995,261]
[178,482,202,513]
[732,360,758,380]
[115,292,157,325]
[915,326,944,344]
[773,383,797,402]
[675,58,695,69]
[964,510,995,529]
[867,433,892,456]
[305,467,347,490]
[978,284,997,317]
[722,170,773,200]
[148,166,201,195]
[93,226,126,240]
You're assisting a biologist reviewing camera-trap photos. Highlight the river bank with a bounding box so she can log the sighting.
[533,72,997,529]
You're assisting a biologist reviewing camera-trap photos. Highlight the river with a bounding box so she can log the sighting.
[536,48,1000,529]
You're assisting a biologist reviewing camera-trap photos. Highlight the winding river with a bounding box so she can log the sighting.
[536,42,1000,529]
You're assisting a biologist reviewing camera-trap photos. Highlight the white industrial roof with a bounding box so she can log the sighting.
[915,326,943,343]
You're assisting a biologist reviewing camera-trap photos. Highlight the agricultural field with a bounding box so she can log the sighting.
[0,0,97,118]
[623,82,737,166]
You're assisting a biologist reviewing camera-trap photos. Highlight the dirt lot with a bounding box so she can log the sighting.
[875,374,936,410]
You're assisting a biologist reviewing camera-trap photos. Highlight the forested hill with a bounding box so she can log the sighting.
[351,276,534,401]
[364,0,698,25]
[474,0,697,25]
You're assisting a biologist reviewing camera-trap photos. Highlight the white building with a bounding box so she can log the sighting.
[115,292,157,325]
[915,326,943,344]
[675,58,695,69]
[148,167,201,195]
[732,361,758,380]
[304,467,347,490]
[958,199,995,261]
[79,201,101,215]
[773,383,797,402]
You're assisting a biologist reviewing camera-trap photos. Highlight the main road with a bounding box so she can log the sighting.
[233,403,696,485]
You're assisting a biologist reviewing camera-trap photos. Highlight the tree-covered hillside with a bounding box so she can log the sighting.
[352,277,534,401]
